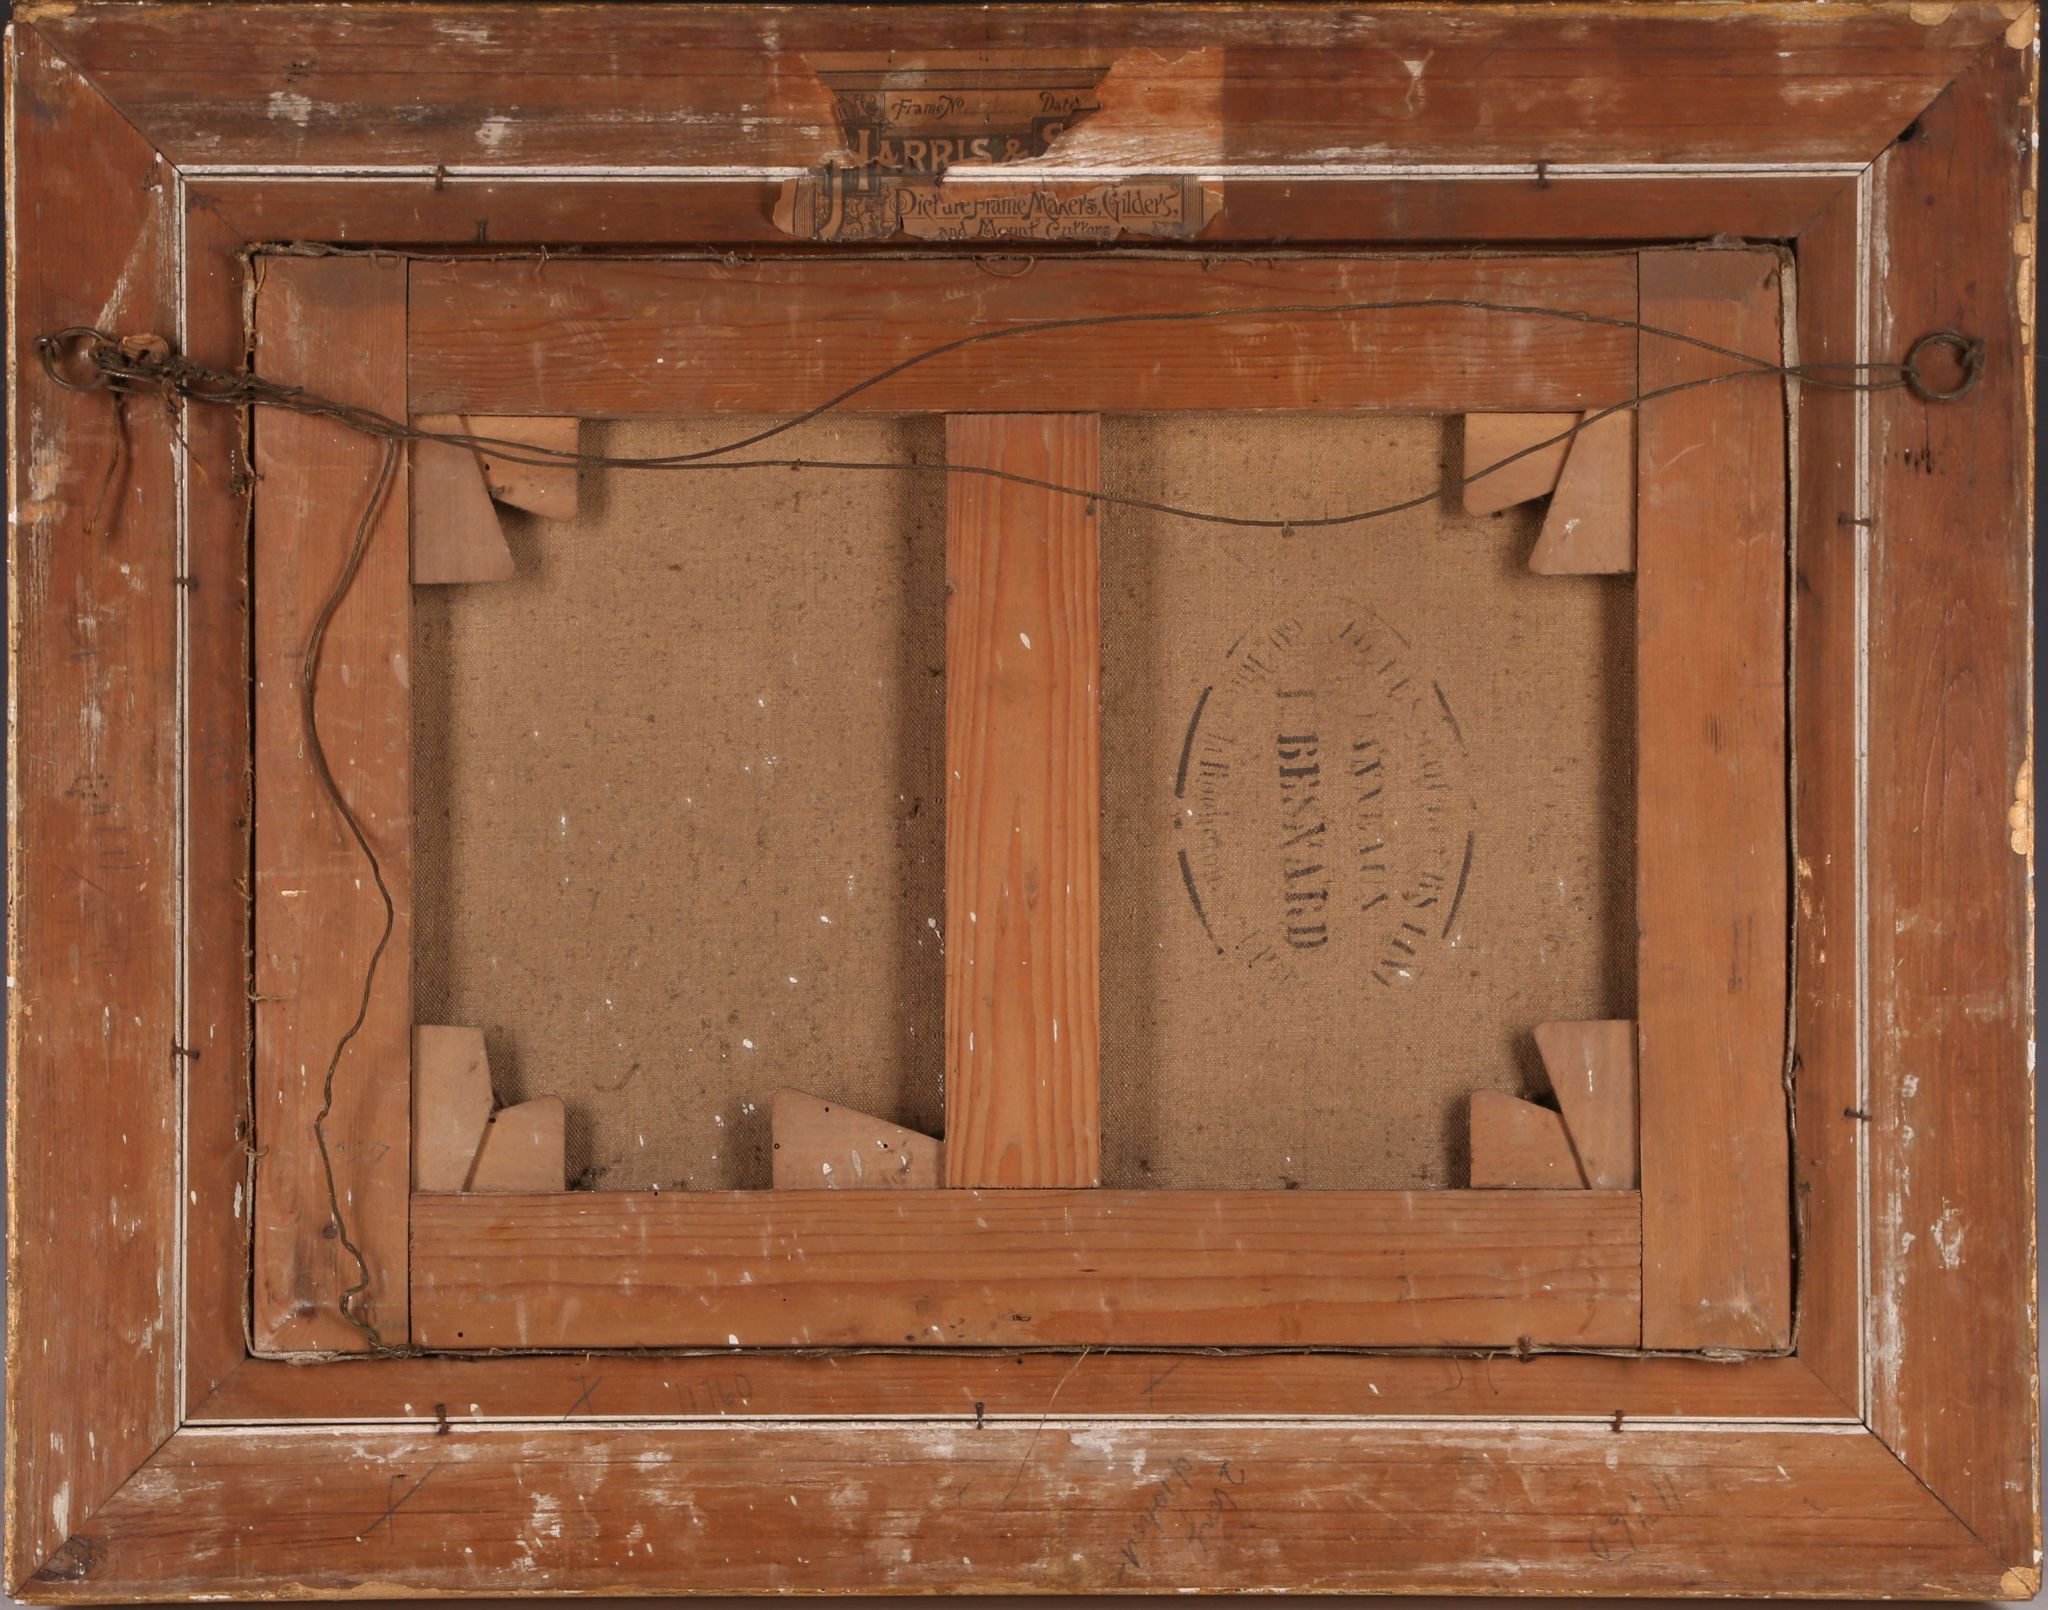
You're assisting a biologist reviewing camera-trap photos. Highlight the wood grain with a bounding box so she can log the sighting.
[469,417,580,519]
[1635,248,1792,1351]
[191,172,1850,253]
[251,256,413,1352]
[411,1026,493,1193]
[1785,178,1868,1415]
[1864,50,2040,1569]
[410,1189,1641,1350]
[35,4,2003,169]
[4,27,181,1588]
[189,1347,1859,1428]
[944,416,1101,1188]
[34,1423,2016,1600]
[5,4,2038,1602]
[407,256,1642,418]
[179,196,259,1419]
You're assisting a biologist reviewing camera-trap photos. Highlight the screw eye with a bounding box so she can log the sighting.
[35,326,114,393]
[1904,329,1985,403]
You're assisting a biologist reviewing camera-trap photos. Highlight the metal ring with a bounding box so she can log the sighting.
[35,326,115,393]
[1903,329,1985,403]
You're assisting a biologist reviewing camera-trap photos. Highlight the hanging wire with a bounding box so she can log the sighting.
[40,303,1968,530]
[34,304,1980,1356]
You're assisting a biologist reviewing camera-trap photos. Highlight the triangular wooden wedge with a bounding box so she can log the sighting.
[413,1025,495,1192]
[771,1087,942,1189]
[467,1096,568,1193]
[471,417,580,519]
[411,415,580,583]
[1462,412,1574,514]
[1527,410,1634,574]
[411,426,516,585]
[1469,1090,1588,1188]
[1535,1019,1639,1188]
[1463,410,1635,574]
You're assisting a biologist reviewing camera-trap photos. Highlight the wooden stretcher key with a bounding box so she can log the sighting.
[1469,1090,1588,1188]
[411,415,580,584]
[770,1088,943,1189]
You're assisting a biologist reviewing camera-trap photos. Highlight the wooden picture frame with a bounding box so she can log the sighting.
[6,3,2037,1597]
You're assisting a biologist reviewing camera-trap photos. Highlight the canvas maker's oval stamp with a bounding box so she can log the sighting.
[1174,606,1476,988]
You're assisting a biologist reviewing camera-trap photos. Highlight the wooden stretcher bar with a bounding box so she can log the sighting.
[409,1187,1641,1350]
[942,414,1103,1188]
[252,244,1801,1358]
[406,255,1642,418]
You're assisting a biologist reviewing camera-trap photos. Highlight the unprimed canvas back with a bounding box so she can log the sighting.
[413,414,1632,1190]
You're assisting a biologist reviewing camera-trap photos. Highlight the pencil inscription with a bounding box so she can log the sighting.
[668,1368,754,1415]
[1587,1469,1684,1564]
[1114,1456,1251,1581]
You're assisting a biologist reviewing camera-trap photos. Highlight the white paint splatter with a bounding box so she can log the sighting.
[1399,53,1432,116]
[529,1490,563,1542]
[268,90,315,128]
[1931,1203,1967,1269]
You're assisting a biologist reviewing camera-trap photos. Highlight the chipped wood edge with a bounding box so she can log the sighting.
[20,1418,2025,1600]
[6,6,2038,1598]
[1861,39,2041,1570]
[4,19,183,1591]
[29,2,2014,174]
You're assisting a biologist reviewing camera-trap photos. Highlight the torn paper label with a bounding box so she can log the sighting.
[774,52,1224,242]
[775,173,1222,242]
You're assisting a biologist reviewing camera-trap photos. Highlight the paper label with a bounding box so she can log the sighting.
[775,59,1222,243]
